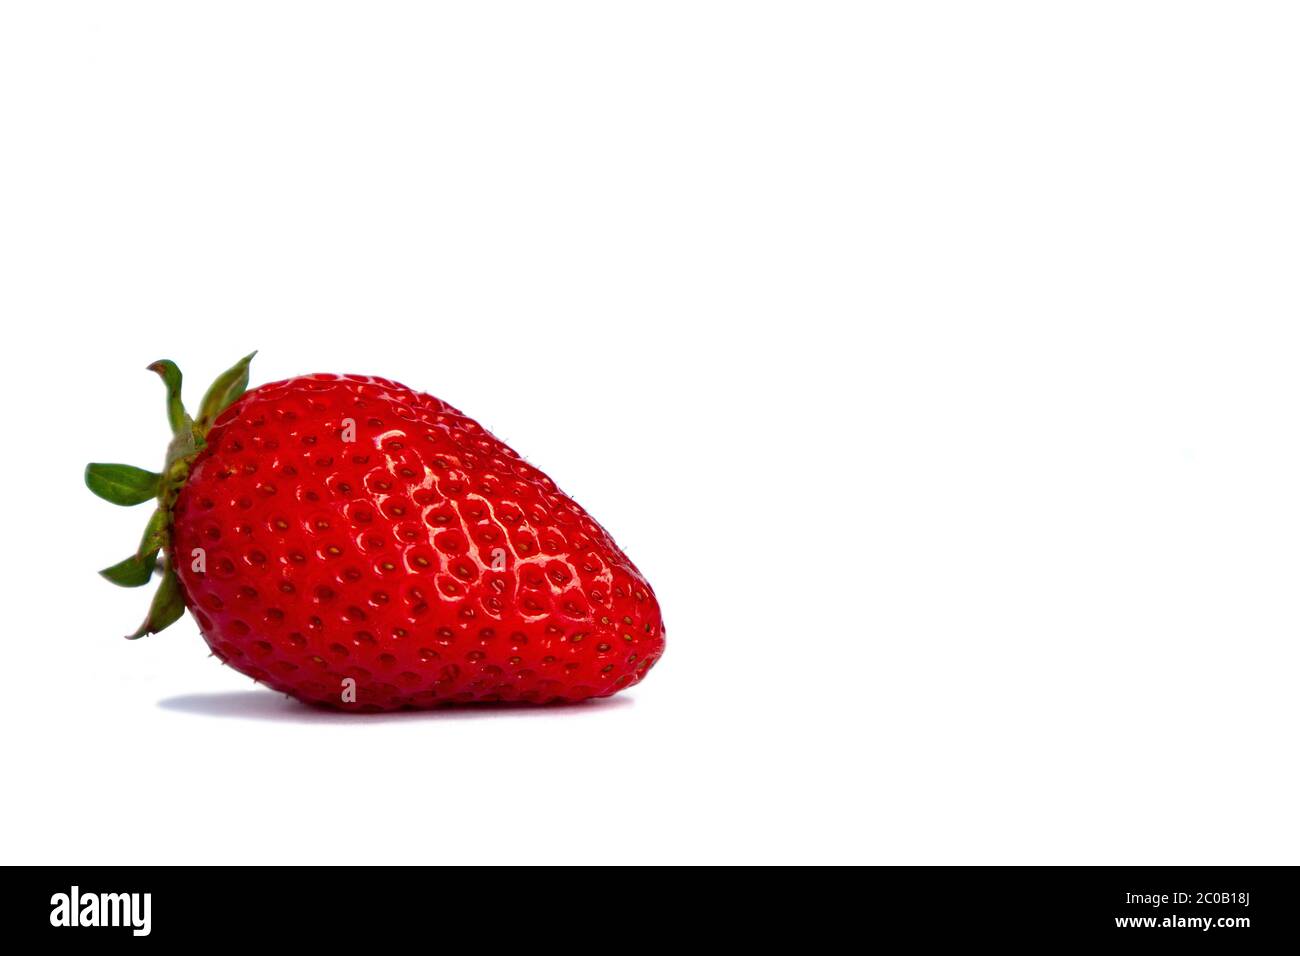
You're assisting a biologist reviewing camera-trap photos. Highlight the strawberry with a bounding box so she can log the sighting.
[87,354,665,709]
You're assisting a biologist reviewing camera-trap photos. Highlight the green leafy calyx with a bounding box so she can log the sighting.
[87,353,258,639]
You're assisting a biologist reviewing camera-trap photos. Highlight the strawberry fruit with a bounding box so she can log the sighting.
[87,354,665,709]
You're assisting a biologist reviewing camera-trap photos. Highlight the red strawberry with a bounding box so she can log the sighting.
[86,354,665,709]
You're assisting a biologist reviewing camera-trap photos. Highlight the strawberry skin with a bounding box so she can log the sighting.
[90,360,664,710]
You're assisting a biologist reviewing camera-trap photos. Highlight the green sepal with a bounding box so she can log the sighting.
[146,360,189,435]
[84,463,162,506]
[125,563,186,639]
[100,549,161,587]
[137,506,170,558]
[197,351,257,432]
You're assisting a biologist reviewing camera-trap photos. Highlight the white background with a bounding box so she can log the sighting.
[1,2,1297,865]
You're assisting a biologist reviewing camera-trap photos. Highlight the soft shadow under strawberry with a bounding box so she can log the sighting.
[157,690,633,723]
